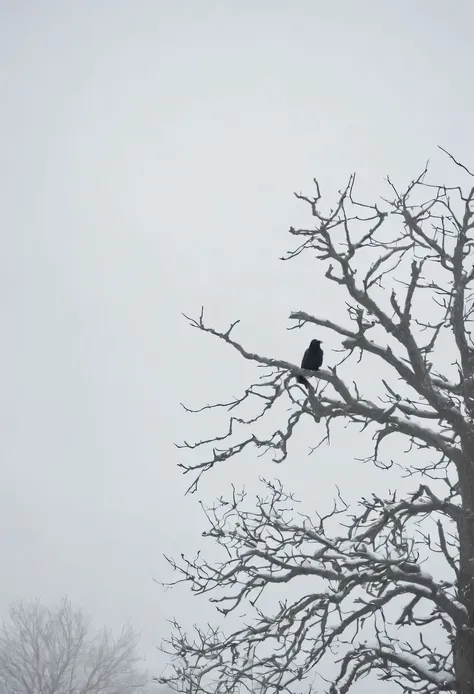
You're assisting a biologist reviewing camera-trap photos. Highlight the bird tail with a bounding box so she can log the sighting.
[297,375,310,389]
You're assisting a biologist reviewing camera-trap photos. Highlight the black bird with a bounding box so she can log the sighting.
[297,339,323,388]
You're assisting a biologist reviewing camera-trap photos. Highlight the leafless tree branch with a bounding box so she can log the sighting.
[165,152,474,693]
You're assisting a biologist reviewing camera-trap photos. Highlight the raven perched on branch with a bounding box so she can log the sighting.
[297,339,323,388]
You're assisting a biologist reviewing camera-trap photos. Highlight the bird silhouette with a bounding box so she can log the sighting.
[297,339,323,388]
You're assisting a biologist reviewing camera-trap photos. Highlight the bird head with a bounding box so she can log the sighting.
[310,339,322,348]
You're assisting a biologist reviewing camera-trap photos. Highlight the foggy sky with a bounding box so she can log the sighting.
[1,1,473,688]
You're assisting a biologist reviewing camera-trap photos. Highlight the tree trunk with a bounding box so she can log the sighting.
[455,451,474,694]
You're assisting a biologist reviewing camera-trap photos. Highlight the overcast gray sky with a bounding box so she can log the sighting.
[1,0,473,687]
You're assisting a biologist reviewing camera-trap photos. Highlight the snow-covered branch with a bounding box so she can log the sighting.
[160,480,463,694]
[168,153,474,693]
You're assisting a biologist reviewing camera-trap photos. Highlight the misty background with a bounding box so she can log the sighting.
[1,0,473,684]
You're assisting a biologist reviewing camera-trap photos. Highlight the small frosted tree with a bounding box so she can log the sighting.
[160,151,474,694]
[0,596,147,694]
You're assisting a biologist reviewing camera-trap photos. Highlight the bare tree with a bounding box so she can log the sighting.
[0,596,147,694]
[159,151,474,694]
